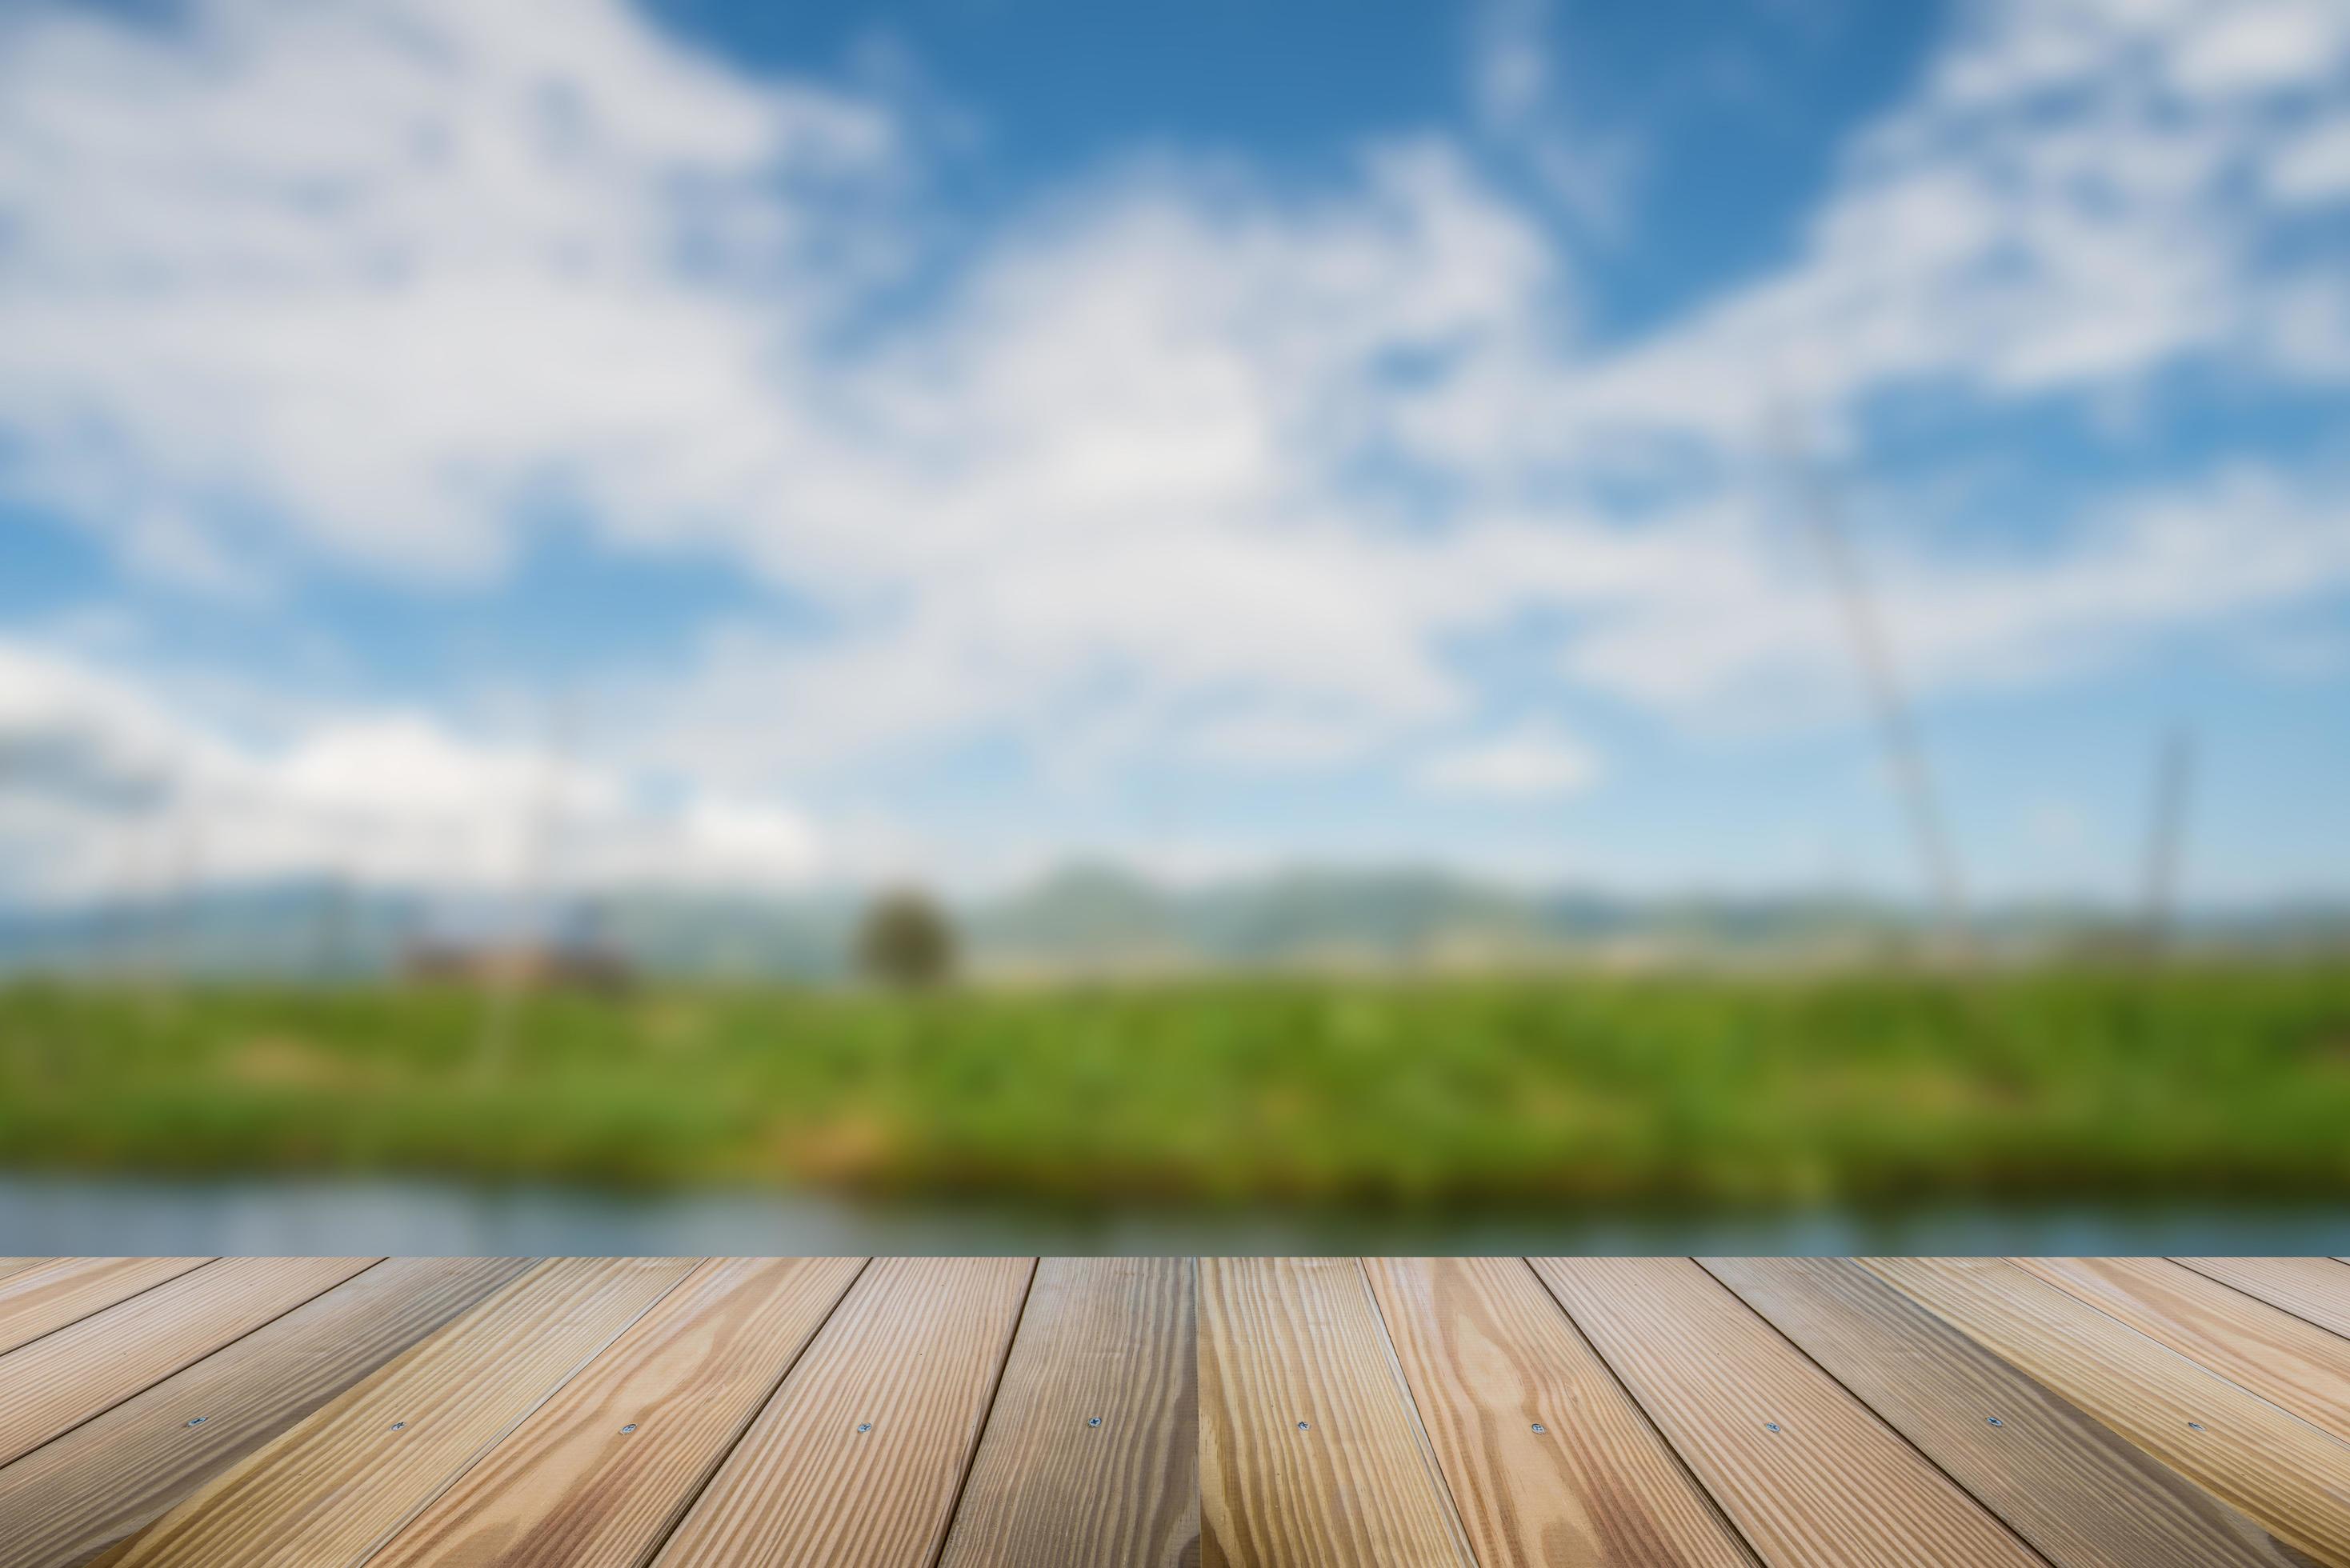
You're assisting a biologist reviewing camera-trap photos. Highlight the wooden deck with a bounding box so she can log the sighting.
[0,1257,1195,1568]
[1203,1257,2350,1567]
[1,1255,2346,1566]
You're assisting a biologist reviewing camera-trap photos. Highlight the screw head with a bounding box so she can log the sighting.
[1087,1416,1102,1427]
[1986,1417,2004,1427]
[186,1416,207,1427]
[389,1422,406,1431]
[856,1422,872,1434]
[2188,1421,2204,1431]
[1531,1422,1547,1434]
[1296,1420,1311,1430]
[620,1423,638,1434]
[1764,1422,1781,1433]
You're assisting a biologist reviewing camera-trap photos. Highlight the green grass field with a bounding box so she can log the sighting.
[2,962,2347,1210]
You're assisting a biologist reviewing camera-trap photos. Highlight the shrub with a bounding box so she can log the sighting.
[854,887,957,988]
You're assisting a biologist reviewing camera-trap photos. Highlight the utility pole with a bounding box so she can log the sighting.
[1776,415,1971,958]
[476,694,570,1078]
[314,869,353,981]
[2138,727,2194,955]
[161,783,204,983]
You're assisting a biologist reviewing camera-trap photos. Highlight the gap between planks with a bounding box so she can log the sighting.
[0,1257,540,1568]
[359,1256,871,1568]
[108,1258,703,1568]
[933,1258,1200,1568]
[1534,1257,2052,1568]
[1368,1257,1761,1568]
[2171,1258,2350,1343]
[1867,1256,2350,1568]
[1199,1257,1479,1568]
[1707,1256,2320,1568]
[646,1256,1037,1568]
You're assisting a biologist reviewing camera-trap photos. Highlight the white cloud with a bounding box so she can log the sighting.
[1418,722,1602,798]
[0,641,822,902]
[1408,0,2350,471]
[2168,1,2345,95]
[1467,0,1642,238]
[0,0,2346,883]
[1553,466,2350,722]
[0,0,901,583]
[2272,115,2350,202]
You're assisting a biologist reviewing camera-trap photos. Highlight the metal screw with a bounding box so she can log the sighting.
[186,1416,207,1427]
[1764,1422,1781,1433]
[390,1422,406,1431]
[1986,1417,2004,1427]
[620,1423,638,1434]
[1087,1417,1102,1427]
[1297,1420,1310,1430]
[856,1422,872,1434]
[1531,1422,1547,1434]
[2188,1422,2204,1431]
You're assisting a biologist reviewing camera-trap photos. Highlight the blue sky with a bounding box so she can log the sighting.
[0,0,2346,908]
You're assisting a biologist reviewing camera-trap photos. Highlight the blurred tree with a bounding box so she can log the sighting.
[855,887,957,988]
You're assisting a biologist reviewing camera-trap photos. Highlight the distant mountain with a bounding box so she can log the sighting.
[0,879,430,979]
[1185,867,1548,964]
[596,890,858,980]
[967,864,1187,969]
[2,866,2344,981]
[967,862,1555,970]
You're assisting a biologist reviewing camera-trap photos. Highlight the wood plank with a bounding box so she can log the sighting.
[2174,1258,2350,1341]
[0,1261,48,1285]
[110,1257,696,1568]
[936,1257,1199,1568]
[650,1256,1035,1568]
[1199,1256,1474,1568]
[0,1259,210,1357]
[0,1257,376,1468]
[1708,1256,2313,1568]
[0,1257,535,1568]
[1868,1256,2350,1568]
[1365,1256,1755,1568]
[366,1256,866,1568]
[2015,1256,2350,1442]
[1531,1257,2044,1568]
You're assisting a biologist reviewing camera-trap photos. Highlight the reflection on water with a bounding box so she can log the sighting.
[4,1174,2346,1255]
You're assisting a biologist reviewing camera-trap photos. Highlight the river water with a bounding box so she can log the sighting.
[3,1174,2344,1255]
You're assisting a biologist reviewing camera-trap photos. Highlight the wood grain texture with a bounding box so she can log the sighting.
[0,1256,375,1468]
[59,1538,138,1568]
[1365,1256,1755,1568]
[936,1257,1199,1568]
[0,1261,46,1285]
[0,1257,535,1568]
[2016,1255,2350,1442]
[0,1259,210,1357]
[1707,1256,2313,1568]
[1199,1256,1474,1568]
[2174,1258,2350,1341]
[110,1257,696,1568]
[1867,1256,2350,1568]
[366,1256,866,1568]
[1532,1257,2044,1568]
[651,1255,1035,1568]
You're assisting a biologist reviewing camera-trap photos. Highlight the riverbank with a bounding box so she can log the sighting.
[2,962,2346,1207]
